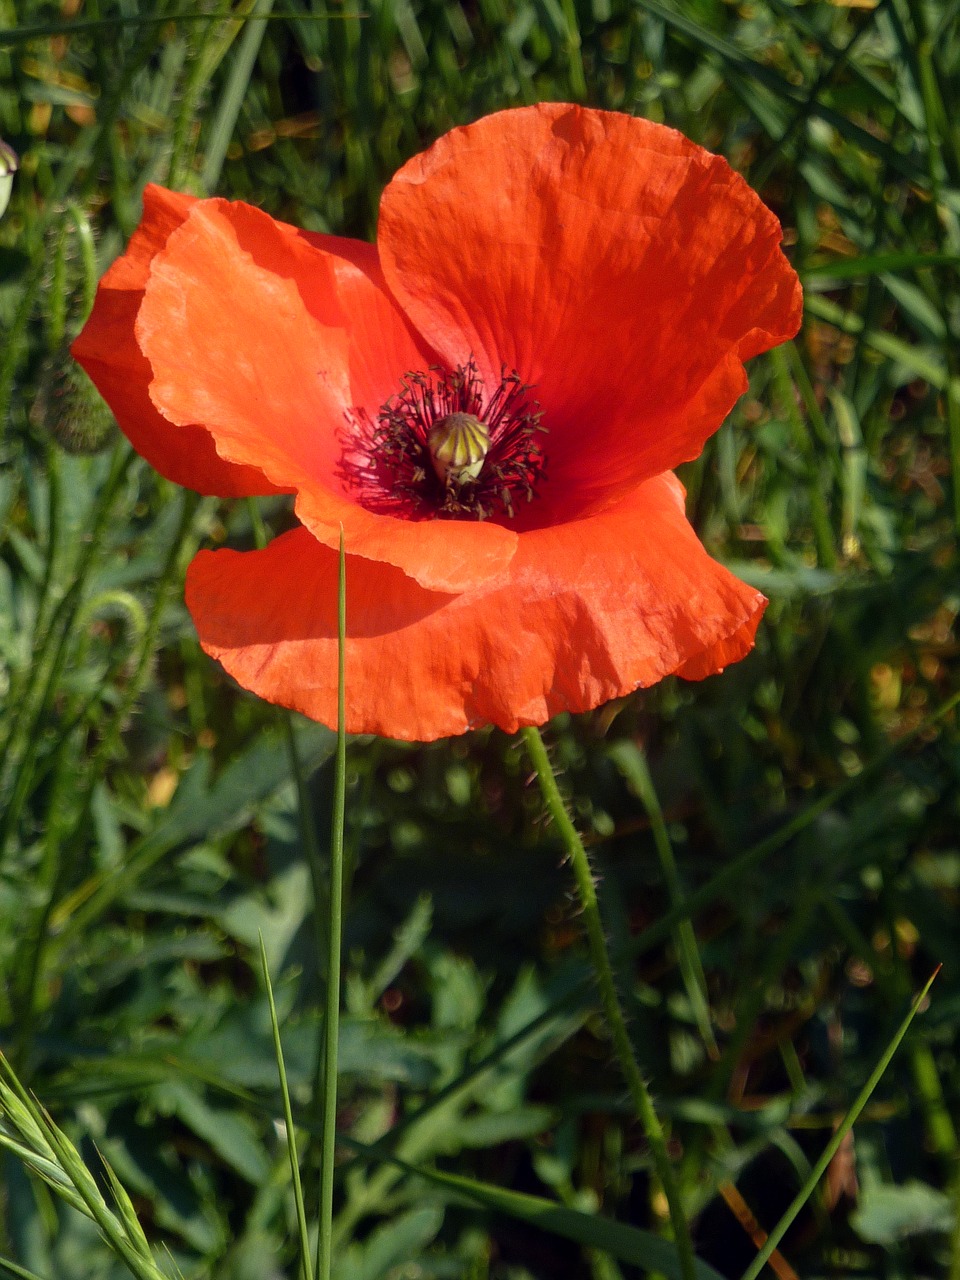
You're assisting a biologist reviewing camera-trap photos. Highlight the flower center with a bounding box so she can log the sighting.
[343,358,546,521]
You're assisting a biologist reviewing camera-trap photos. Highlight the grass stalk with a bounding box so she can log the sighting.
[246,501,335,1216]
[259,938,314,1280]
[317,530,347,1280]
[0,1056,171,1280]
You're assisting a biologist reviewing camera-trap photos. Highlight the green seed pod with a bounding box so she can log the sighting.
[427,411,490,486]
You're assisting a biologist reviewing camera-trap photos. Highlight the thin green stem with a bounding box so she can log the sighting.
[65,203,99,320]
[521,725,696,1280]
[317,530,346,1280]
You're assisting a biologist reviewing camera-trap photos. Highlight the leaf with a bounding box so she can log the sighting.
[150,1082,270,1186]
[217,860,313,973]
[52,719,336,938]
[346,1144,725,1280]
[445,1105,556,1150]
[850,1180,954,1245]
[339,1205,445,1280]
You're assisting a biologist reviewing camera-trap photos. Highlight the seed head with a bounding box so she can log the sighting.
[427,412,491,486]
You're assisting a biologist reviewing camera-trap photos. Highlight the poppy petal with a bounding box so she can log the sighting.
[378,103,802,520]
[210,200,439,412]
[185,473,765,741]
[137,198,518,592]
[71,185,278,497]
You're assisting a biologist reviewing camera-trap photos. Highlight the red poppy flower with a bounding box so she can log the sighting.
[73,103,801,741]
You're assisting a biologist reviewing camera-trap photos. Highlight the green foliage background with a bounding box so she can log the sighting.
[1,0,960,1276]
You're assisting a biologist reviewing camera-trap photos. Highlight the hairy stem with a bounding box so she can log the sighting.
[521,725,696,1280]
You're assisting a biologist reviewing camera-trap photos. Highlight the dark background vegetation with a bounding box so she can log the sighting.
[1,0,960,1276]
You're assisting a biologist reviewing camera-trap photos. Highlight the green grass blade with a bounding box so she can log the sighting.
[99,1148,155,1260]
[738,968,941,1280]
[258,933,315,1280]
[634,0,926,181]
[0,1131,87,1216]
[804,294,954,390]
[0,1256,49,1280]
[202,0,277,193]
[802,251,960,279]
[627,686,960,966]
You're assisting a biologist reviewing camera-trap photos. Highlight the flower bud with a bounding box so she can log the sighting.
[0,139,18,219]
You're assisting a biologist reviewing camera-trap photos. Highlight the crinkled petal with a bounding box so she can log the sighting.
[71,185,278,497]
[185,473,765,741]
[138,197,518,592]
[378,103,802,522]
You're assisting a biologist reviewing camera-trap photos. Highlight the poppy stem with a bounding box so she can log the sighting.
[521,725,697,1280]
